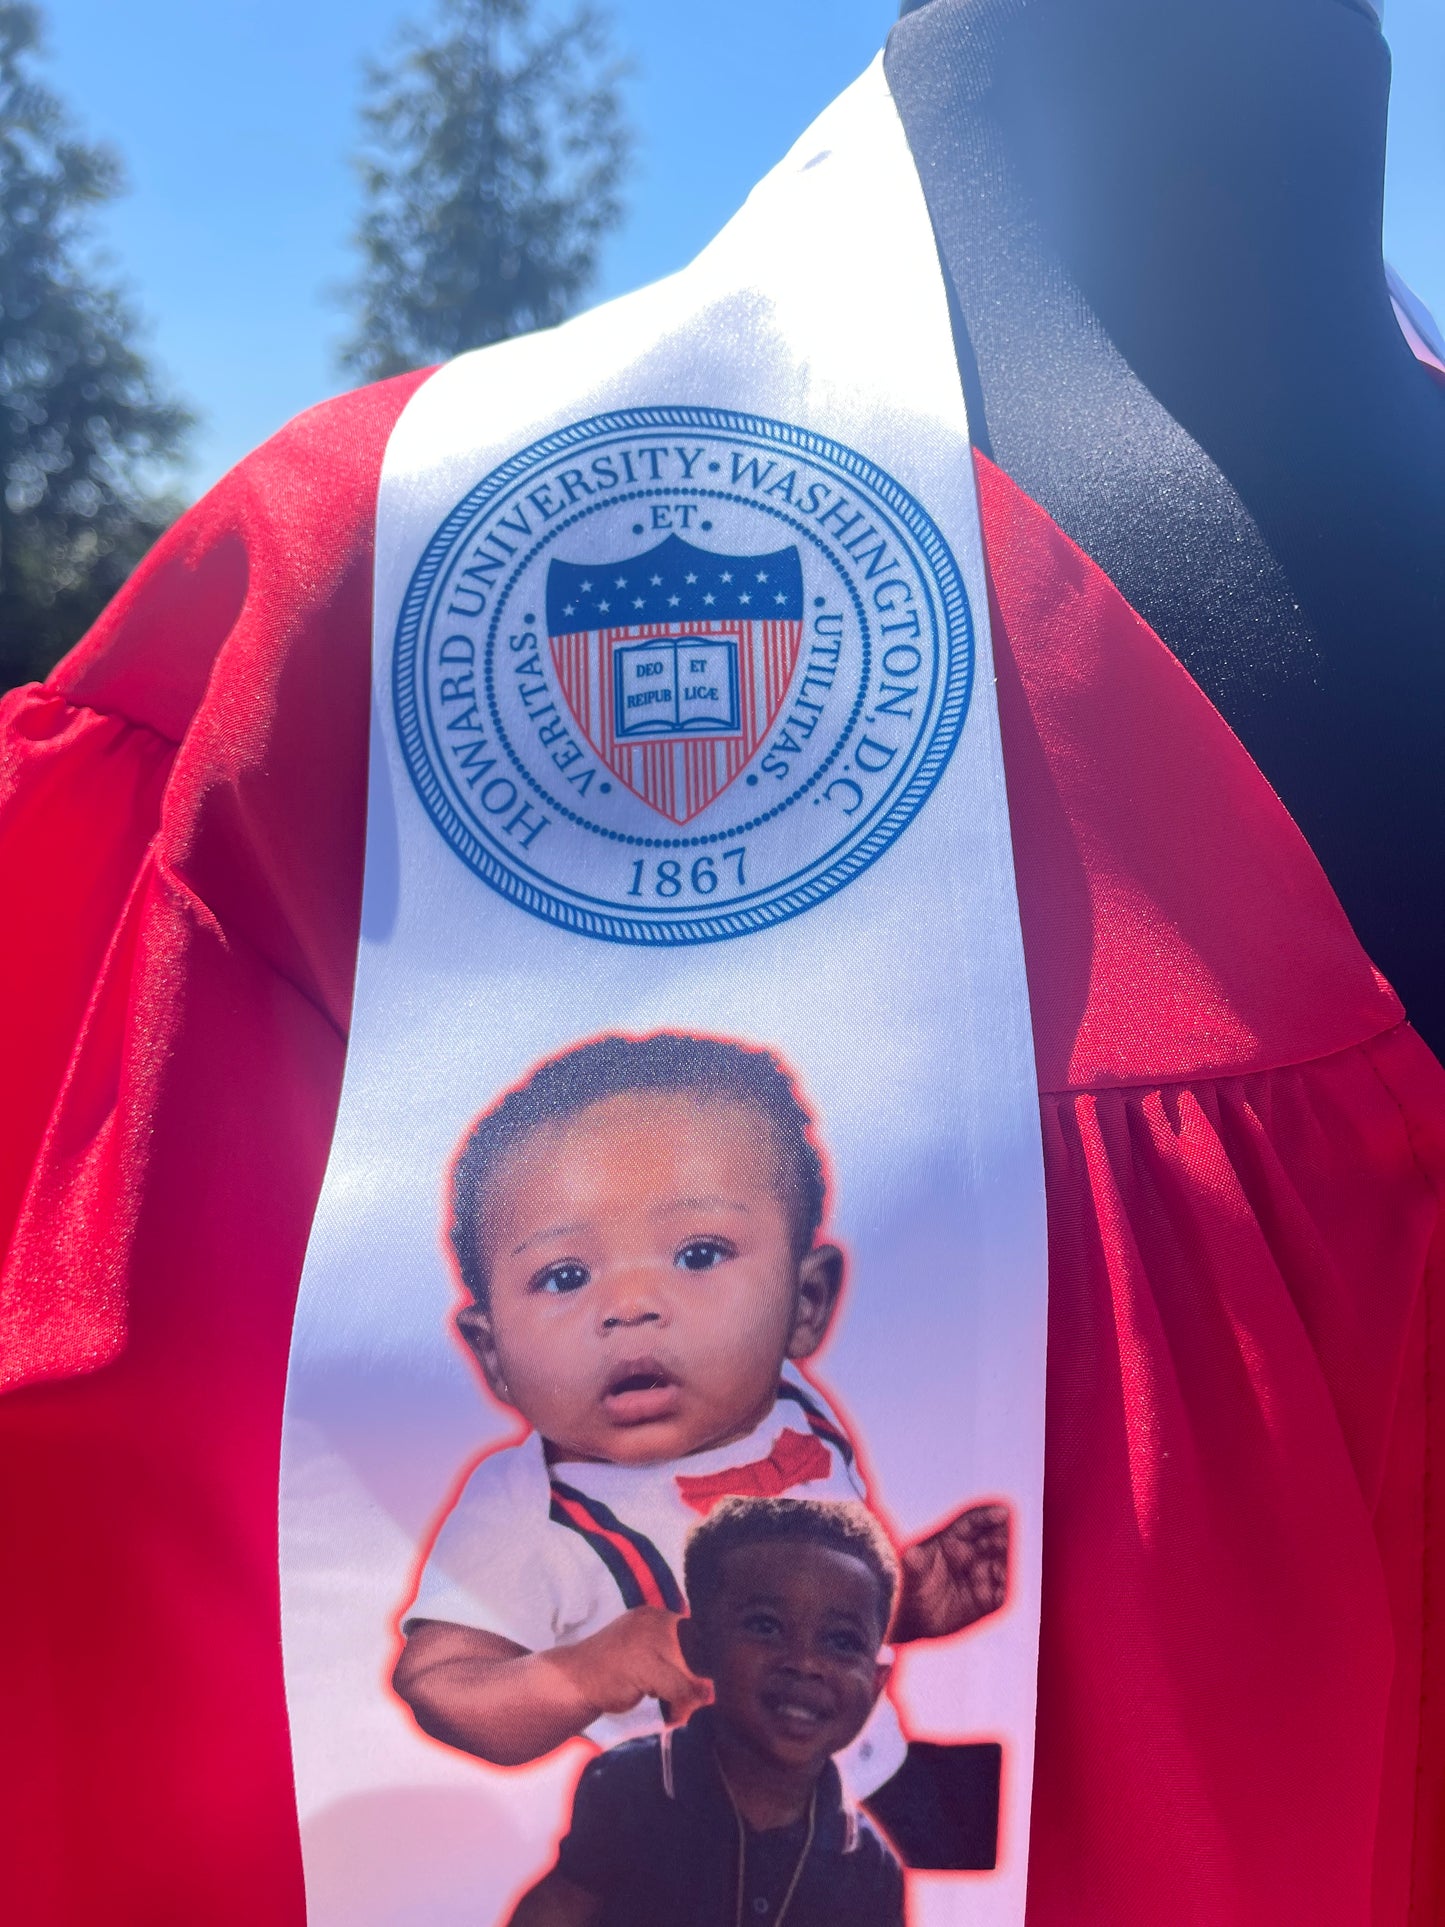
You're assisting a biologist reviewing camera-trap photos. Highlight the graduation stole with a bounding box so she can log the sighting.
[279,57,1047,1927]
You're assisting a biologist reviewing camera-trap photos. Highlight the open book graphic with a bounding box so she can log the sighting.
[613,635,743,739]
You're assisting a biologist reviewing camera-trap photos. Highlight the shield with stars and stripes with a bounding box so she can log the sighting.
[546,534,804,824]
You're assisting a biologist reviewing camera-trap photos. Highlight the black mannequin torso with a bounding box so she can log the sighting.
[885,0,1445,1055]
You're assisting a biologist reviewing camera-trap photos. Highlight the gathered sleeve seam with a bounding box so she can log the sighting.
[28,682,188,751]
[1039,1020,1417,1102]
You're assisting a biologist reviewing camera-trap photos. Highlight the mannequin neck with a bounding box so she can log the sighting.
[889,0,1407,416]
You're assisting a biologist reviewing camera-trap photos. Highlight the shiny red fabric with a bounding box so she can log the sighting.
[1,377,1440,1925]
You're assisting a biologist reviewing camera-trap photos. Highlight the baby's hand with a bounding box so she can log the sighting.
[891,1502,1010,1644]
[554,1606,711,1725]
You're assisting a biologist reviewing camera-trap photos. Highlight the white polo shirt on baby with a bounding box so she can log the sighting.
[402,1371,908,1796]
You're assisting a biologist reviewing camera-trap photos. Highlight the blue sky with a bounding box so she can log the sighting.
[42,0,1445,497]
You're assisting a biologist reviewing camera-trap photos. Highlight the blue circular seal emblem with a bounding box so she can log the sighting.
[394,406,973,945]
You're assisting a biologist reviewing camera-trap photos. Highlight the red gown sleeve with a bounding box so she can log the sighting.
[980,451,1445,1927]
[0,693,174,1381]
[0,371,428,1923]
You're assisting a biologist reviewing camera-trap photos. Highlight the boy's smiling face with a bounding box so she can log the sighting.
[456,1090,842,1465]
[679,1538,890,1779]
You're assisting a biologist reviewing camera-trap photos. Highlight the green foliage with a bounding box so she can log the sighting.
[342,0,631,381]
[0,3,192,690]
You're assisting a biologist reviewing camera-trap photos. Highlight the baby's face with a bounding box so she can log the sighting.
[459,1092,837,1465]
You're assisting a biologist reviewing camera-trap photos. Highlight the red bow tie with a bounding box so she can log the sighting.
[675,1427,833,1514]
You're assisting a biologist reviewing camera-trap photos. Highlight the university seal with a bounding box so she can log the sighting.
[394,406,973,944]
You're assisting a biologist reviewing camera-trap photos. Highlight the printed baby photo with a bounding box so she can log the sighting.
[389,1031,1011,1923]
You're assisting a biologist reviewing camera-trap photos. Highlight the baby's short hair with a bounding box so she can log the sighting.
[684,1496,899,1639]
[449,1033,827,1306]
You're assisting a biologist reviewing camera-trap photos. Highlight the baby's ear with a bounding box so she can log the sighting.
[786,1243,845,1359]
[455,1301,511,1404]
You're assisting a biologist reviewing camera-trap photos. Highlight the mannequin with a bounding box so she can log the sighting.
[886,0,1445,1054]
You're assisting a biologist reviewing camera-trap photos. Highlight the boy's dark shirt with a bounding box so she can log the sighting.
[555,1708,904,1927]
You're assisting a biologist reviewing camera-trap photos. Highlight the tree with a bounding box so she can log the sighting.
[0,4,192,691]
[342,0,631,382]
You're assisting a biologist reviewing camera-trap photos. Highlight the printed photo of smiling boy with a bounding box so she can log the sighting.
[391,1033,1009,1868]
[506,1498,906,1927]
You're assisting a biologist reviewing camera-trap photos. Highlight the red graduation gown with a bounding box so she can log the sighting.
[1,368,1441,1925]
